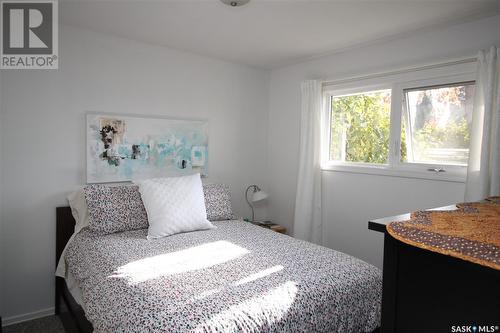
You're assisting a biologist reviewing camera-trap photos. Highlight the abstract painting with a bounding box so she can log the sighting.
[87,113,208,183]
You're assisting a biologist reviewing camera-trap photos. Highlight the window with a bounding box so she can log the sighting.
[322,64,476,181]
[329,89,391,164]
[401,82,475,166]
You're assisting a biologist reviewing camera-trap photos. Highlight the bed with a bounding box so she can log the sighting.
[56,206,382,333]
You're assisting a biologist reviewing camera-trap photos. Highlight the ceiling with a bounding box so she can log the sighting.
[60,0,500,69]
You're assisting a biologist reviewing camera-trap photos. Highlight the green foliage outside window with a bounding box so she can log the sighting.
[403,85,473,164]
[330,91,391,164]
[330,85,472,165]
[414,120,469,149]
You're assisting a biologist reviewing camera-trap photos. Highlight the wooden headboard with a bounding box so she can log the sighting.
[56,206,75,264]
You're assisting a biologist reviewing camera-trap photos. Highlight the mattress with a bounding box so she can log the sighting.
[65,220,382,333]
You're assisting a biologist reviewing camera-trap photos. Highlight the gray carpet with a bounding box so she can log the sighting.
[3,316,64,333]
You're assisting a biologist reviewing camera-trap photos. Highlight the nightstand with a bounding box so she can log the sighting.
[248,221,287,234]
[268,224,287,234]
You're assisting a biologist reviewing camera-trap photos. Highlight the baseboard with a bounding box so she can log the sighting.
[2,307,55,327]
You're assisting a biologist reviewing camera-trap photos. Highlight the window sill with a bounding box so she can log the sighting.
[321,163,466,183]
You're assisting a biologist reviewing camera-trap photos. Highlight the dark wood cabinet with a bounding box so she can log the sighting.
[369,208,500,333]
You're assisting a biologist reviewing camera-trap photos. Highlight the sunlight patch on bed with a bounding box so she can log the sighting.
[110,241,249,284]
[193,265,284,301]
[235,265,284,286]
[194,281,298,332]
[196,287,223,300]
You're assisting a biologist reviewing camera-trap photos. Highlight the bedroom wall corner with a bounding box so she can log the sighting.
[0,24,270,321]
[266,14,500,269]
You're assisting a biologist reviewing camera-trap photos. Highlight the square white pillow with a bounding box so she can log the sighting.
[138,174,215,239]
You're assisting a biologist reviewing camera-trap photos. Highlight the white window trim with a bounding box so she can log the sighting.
[321,61,476,183]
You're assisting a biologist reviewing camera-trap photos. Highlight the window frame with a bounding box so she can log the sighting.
[321,63,476,182]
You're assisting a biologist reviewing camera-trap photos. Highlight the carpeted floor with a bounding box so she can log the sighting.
[3,316,64,333]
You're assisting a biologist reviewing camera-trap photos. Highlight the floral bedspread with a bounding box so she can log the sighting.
[66,220,381,333]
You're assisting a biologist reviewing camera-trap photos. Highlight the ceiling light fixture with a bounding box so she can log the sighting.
[220,0,250,7]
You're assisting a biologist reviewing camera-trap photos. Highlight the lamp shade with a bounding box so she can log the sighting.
[251,190,268,203]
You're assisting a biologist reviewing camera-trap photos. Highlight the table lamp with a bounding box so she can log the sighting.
[245,185,268,222]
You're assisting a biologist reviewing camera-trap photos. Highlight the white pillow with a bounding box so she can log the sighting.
[67,189,89,233]
[138,174,215,239]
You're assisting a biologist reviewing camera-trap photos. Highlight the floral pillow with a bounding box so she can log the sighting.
[84,184,149,234]
[203,184,234,221]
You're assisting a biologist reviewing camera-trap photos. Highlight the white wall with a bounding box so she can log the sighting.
[0,25,269,320]
[267,15,500,268]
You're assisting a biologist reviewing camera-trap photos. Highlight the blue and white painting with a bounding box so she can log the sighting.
[86,113,208,183]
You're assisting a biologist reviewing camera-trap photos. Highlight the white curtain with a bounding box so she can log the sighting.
[465,46,500,201]
[293,80,323,244]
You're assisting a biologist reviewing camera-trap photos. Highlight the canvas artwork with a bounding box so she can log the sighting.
[87,113,208,183]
